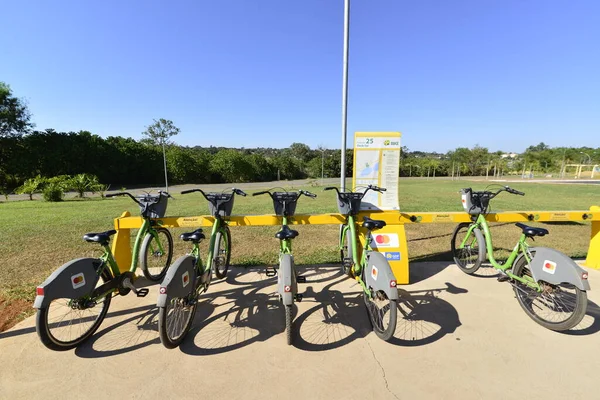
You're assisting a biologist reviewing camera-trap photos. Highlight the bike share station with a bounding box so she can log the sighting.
[111,132,600,281]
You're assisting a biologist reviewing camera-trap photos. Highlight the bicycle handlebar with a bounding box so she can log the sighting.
[105,192,142,205]
[299,190,317,198]
[252,190,270,197]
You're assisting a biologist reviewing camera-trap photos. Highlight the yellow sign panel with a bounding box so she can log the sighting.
[353,132,402,211]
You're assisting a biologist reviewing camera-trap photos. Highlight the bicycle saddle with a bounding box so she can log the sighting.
[362,216,386,231]
[275,225,299,240]
[83,230,117,245]
[515,223,549,237]
[180,229,205,242]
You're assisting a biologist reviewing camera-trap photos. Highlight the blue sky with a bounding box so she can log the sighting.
[1,0,599,153]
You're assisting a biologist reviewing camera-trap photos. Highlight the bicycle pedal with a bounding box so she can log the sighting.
[265,267,277,277]
[296,276,306,283]
[295,294,303,302]
[136,288,149,297]
[497,275,511,283]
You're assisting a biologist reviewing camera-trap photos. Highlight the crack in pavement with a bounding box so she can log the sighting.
[364,337,400,400]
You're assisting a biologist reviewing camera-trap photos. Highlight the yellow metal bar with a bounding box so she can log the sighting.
[585,206,600,270]
[115,210,599,229]
[111,211,132,273]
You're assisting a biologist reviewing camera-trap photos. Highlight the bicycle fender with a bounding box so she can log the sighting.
[33,258,102,309]
[157,255,196,308]
[528,247,591,291]
[364,252,399,300]
[278,254,296,306]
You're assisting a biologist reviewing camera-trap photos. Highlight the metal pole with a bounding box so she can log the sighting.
[321,149,325,186]
[340,0,350,191]
[162,140,168,192]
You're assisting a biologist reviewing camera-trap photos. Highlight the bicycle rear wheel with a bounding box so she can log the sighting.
[363,275,397,341]
[451,223,485,274]
[213,227,231,279]
[158,293,198,349]
[512,253,588,331]
[140,228,173,281]
[285,305,293,345]
[36,270,112,351]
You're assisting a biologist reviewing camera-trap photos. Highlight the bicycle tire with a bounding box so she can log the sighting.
[158,290,199,349]
[285,305,293,345]
[451,222,485,274]
[339,225,353,276]
[512,253,588,331]
[140,227,173,281]
[213,226,232,279]
[36,269,112,351]
[362,269,397,341]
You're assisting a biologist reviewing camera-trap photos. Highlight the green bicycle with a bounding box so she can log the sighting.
[325,185,398,341]
[252,188,316,345]
[34,191,174,351]
[451,185,590,331]
[157,187,246,348]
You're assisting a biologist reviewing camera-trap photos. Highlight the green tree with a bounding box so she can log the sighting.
[210,149,253,182]
[68,173,101,198]
[0,82,34,137]
[16,175,44,200]
[142,118,180,191]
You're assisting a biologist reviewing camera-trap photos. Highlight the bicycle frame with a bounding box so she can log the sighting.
[279,215,293,255]
[340,215,373,295]
[461,215,541,291]
[97,219,161,277]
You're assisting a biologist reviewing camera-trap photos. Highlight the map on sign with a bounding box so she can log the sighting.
[353,132,401,211]
[357,150,380,179]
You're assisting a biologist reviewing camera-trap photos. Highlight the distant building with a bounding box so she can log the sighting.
[501,153,518,159]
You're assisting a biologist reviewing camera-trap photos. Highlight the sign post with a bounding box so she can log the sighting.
[353,132,409,284]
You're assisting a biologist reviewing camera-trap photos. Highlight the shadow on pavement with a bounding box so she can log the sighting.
[75,304,164,358]
[562,299,600,336]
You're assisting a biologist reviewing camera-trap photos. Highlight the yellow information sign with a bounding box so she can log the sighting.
[353,131,408,283]
[353,132,402,211]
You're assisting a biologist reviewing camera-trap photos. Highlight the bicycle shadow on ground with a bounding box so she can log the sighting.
[177,265,339,356]
[74,304,165,358]
[293,275,467,351]
[561,299,600,336]
[390,285,464,347]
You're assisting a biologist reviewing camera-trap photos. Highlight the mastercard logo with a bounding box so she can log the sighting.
[375,235,391,244]
[183,275,189,283]
[544,262,555,271]
[72,276,84,284]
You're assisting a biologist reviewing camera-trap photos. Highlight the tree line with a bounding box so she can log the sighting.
[1,81,599,197]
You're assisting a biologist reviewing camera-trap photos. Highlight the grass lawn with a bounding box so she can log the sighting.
[0,178,598,329]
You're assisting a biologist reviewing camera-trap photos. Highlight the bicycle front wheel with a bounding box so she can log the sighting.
[339,225,353,276]
[512,253,588,331]
[36,270,112,351]
[158,295,198,349]
[451,223,485,274]
[140,228,173,281]
[213,226,231,279]
[363,281,397,341]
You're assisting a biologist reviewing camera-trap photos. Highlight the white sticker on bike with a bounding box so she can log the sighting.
[371,265,378,281]
[182,271,190,287]
[71,273,86,289]
[542,260,557,274]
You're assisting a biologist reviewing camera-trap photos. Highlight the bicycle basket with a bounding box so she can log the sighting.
[460,188,488,215]
[139,192,168,219]
[337,192,363,215]
[272,192,299,216]
[206,193,235,217]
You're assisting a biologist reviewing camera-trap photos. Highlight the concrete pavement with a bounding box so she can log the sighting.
[1,262,599,400]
